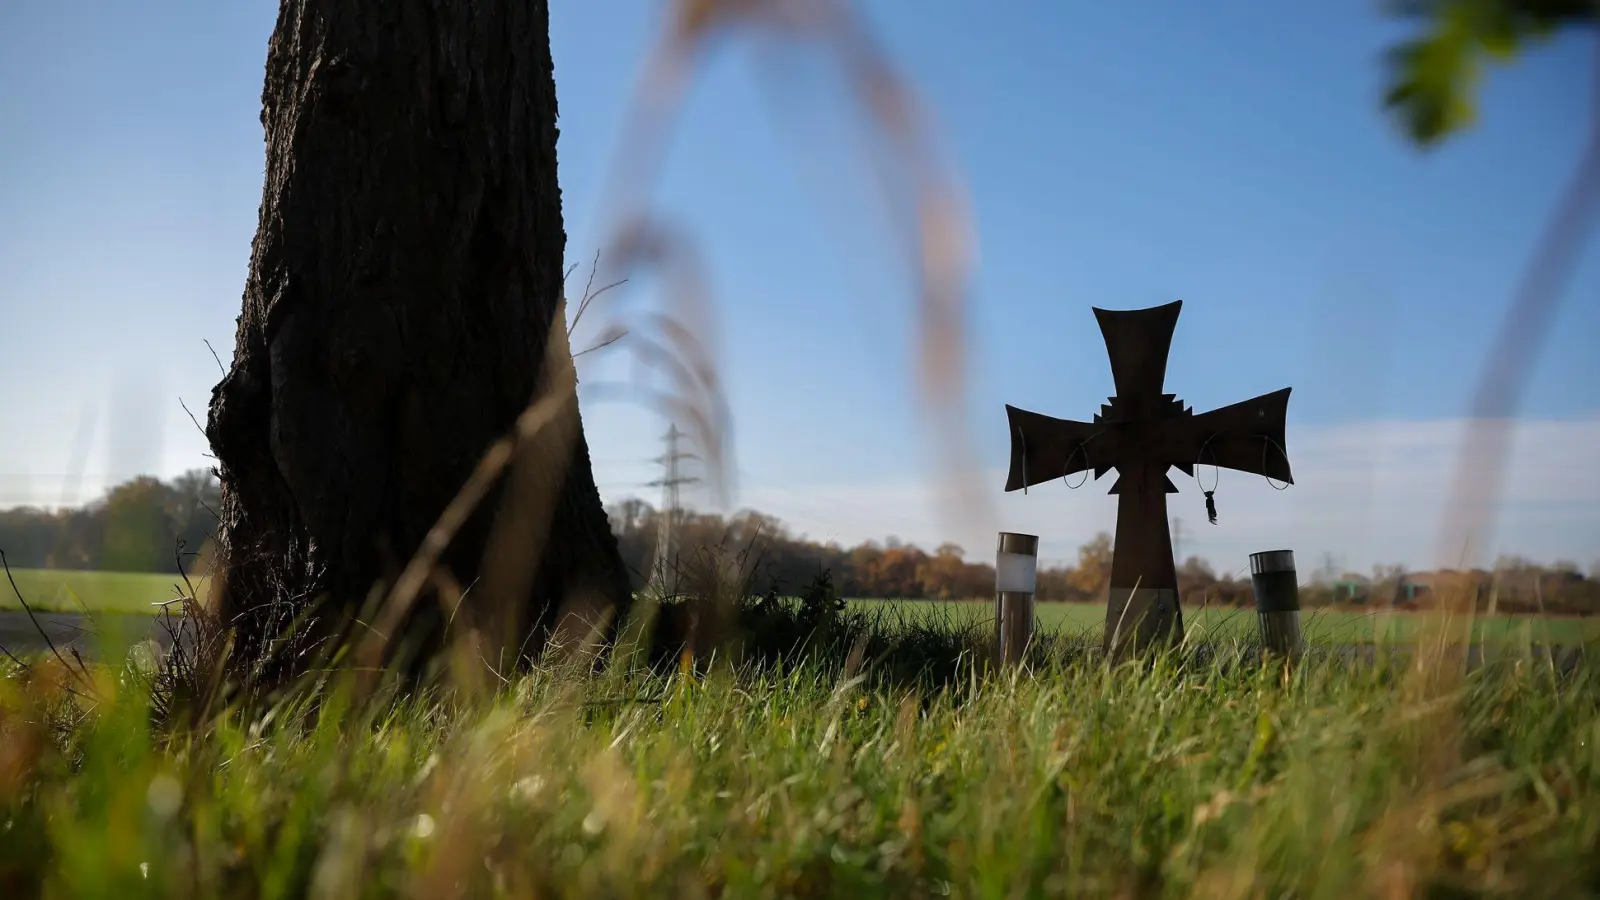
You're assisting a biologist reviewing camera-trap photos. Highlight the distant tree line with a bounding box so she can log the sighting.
[1300,555,1600,618]
[610,498,1253,605]
[1,476,1595,615]
[0,471,220,574]
[608,499,1599,614]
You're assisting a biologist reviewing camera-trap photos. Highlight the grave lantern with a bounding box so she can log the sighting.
[996,532,1039,665]
[1249,549,1304,658]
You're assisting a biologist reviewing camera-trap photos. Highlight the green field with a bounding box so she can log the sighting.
[0,568,201,614]
[855,598,1600,646]
[4,570,1597,647]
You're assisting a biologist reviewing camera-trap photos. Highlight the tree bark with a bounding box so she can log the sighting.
[205,0,630,687]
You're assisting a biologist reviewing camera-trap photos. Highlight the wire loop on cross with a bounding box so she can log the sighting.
[1016,425,1029,495]
[1195,432,1221,493]
[1060,433,1100,489]
[1259,435,1291,490]
[1061,450,1089,489]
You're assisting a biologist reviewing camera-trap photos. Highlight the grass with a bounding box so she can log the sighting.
[1,604,1597,898]
[0,569,201,615]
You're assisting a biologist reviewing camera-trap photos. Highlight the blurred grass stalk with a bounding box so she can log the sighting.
[421,0,987,683]
[1399,26,1600,867]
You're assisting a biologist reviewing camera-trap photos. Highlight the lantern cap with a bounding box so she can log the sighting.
[1249,549,1296,575]
[997,532,1039,556]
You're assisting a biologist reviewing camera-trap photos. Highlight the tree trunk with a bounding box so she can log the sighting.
[205,0,630,687]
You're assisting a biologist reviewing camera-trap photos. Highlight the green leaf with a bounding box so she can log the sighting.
[1382,32,1482,147]
[1380,0,1595,147]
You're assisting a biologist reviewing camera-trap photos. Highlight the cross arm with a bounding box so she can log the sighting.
[1179,387,1293,484]
[1004,404,1104,492]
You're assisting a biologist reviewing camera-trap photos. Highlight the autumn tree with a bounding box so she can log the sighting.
[844,542,885,597]
[1177,555,1217,583]
[916,543,988,600]
[866,544,926,599]
[205,1,629,685]
[1067,533,1114,598]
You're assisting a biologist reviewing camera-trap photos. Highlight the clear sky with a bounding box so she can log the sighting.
[1,1,1596,574]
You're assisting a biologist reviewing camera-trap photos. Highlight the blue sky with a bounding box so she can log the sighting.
[1,1,1595,573]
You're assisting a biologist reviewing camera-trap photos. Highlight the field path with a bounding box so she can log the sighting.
[0,611,184,660]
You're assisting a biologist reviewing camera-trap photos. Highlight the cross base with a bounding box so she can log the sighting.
[1104,586,1182,659]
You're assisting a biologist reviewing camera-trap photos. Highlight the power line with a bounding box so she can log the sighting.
[647,424,699,594]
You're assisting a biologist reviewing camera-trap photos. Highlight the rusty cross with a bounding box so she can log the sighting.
[1004,300,1293,657]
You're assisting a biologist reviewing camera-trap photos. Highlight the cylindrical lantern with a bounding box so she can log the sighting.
[1249,549,1304,658]
[996,532,1039,666]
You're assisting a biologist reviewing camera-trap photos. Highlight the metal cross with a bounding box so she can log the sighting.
[1004,300,1293,657]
